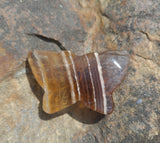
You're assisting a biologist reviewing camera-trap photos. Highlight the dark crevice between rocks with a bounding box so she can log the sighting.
[139,30,152,41]
[135,54,152,61]
[100,12,114,22]
[26,33,67,51]
[139,30,160,43]
[135,53,160,67]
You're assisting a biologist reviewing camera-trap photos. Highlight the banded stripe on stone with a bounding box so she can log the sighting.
[68,51,81,100]
[33,51,50,113]
[94,52,107,114]
[83,70,91,107]
[61,51,76,103]
[85,54,97,110]
[91,60,103,112]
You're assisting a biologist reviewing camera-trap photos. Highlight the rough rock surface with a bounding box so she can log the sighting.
[0,0,159,143]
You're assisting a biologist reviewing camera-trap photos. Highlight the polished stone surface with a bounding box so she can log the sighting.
[0,0,159,142]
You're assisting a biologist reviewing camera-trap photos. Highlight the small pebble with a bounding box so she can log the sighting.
[59,4,63,8]
[137,99,142,104]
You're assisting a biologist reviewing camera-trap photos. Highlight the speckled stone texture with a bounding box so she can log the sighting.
[0,0,159,143]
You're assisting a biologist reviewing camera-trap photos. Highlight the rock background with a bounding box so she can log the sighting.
[0,0,159,142]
